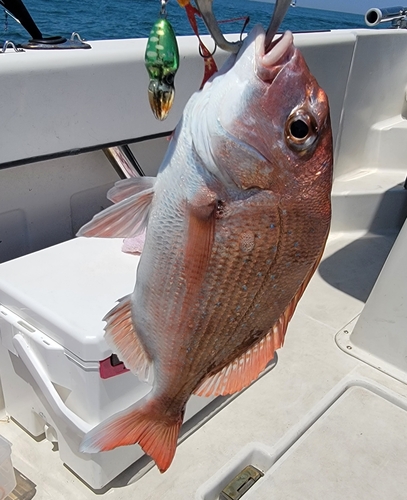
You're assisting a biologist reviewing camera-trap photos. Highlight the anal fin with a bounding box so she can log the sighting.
[193,320,285,397]
[103,295,151,381]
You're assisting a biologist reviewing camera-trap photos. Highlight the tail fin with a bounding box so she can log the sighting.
[80,395,183,473]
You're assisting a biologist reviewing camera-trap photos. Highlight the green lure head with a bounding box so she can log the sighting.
[145,18,180,120]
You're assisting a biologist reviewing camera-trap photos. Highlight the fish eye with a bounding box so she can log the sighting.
[290,119,309,139]
[285,109,318,152]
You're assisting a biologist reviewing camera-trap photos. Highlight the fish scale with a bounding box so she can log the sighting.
[77,25,333,473]
[198,211,304,370]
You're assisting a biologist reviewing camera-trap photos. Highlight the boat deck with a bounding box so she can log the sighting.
[1,229,404,500]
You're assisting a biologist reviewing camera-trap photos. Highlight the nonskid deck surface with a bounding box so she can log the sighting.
[240,385,407,500]
[0,230,403,500]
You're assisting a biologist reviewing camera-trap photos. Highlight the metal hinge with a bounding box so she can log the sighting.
[220,465,264,500]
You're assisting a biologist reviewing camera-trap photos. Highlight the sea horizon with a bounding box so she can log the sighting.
[1,0,372,45]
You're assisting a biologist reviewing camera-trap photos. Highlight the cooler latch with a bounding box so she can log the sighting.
[99,354,130,379]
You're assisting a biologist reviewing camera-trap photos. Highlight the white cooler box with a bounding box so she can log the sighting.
[0,238,214,489]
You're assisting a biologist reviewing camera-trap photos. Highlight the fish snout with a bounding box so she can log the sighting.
[256,30,295,83]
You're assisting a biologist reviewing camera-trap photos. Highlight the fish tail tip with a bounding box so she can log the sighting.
[138,416,182,472]
[79,402,183,472]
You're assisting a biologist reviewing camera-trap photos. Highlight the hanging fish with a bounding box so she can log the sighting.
[145,17,179,120]
[78,24,333,472]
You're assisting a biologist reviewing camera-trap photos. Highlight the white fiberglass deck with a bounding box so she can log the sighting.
[0,228,403,499]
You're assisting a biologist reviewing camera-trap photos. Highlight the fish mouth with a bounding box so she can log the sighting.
[255,30,294,82]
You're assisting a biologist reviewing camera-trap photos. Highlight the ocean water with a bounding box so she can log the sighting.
[1,0,374,45]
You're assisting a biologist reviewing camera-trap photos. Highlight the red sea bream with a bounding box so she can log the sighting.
[78,25,333,472]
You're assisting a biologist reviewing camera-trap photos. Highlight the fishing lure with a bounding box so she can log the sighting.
[145,0,179,120]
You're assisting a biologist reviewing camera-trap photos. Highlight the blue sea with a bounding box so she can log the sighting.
[1,0,375,45]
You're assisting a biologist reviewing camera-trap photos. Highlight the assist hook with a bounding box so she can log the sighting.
[194,0,292,54]
[194,0,241,53]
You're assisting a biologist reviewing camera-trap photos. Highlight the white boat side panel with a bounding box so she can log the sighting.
[331,168,407,233]
[0,135,169,263]
[0,36,228,166]
[293,31,356,154]
[335,29,407,177]
[337,218,407,379]
[128,136,169,176]
[0,32,355,166]
[0,150,119,261]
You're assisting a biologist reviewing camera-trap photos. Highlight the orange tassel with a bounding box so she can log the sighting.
[178,1,218,88]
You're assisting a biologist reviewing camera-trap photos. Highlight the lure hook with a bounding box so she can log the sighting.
[194,0,291,54]
[194,0,241,54]
[240,16,250,42]
[199,40,216,58]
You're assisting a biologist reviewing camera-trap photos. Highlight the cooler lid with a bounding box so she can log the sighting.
[0,238,138,361]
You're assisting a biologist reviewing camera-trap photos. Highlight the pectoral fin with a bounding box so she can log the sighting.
[184,187,217,295]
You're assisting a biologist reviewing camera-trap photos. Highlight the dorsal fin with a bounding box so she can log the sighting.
[76,183,155,238]
[194,247,325,397]
[103,295,151,381]
[107,177,156,203]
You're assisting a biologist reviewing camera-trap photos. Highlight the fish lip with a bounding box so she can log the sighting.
[255,30,294,82]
